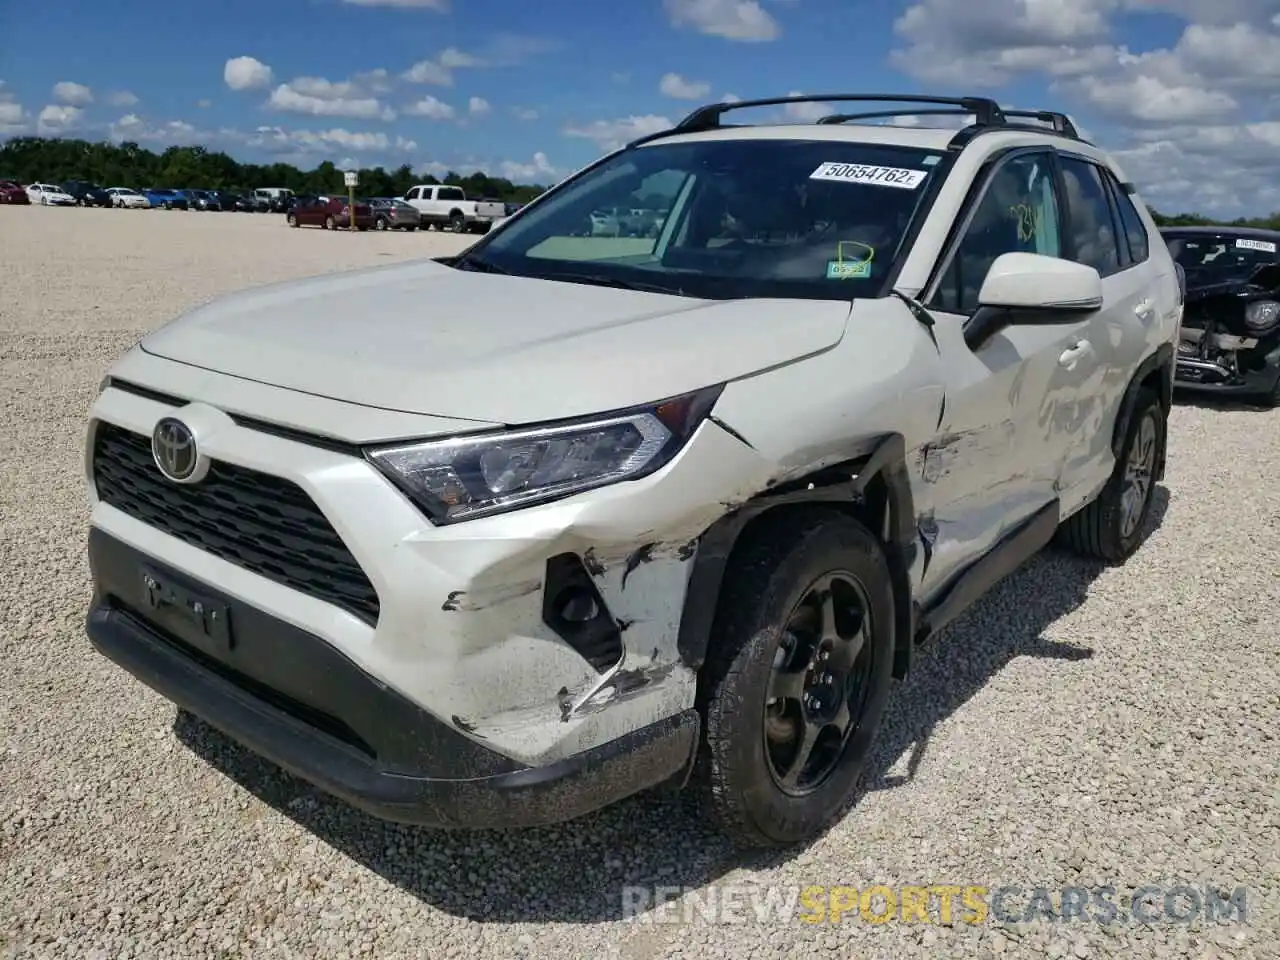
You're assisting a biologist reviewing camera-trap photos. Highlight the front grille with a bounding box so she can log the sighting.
[92,422,380,624]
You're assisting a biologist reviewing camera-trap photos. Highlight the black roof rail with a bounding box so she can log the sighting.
[1000,109,1080,138]
[622,93,1086,150]
[672,93,1007,133]
[816,108,970,126]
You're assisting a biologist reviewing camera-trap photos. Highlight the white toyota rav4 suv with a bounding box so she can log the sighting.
[84,94,1182,847]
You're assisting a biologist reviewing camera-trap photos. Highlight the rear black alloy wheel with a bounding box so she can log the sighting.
[697,509,895,847]
[1057,386,1165,563]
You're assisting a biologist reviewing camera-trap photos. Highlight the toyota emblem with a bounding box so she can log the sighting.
[152,417,199,482]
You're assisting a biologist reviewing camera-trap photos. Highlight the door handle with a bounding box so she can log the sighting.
[1059,340,1093,368]
[1135,298,1156,318]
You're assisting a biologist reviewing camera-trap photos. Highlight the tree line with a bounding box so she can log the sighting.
[0,136,550,202]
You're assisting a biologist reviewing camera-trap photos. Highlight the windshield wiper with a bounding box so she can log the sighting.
[546,272,683,295]
[455,255,510,274]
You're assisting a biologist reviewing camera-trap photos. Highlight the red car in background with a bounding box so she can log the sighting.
[286,195,373,231]
[0,180,31,204]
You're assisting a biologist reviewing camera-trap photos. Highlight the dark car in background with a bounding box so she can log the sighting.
[1163,225,1280,406]
[0,179,30,204]
[62,181,113,207]
[286,194,372,230]
[230,192,259,212]
[201,190,236,211]
[368,197,421,231]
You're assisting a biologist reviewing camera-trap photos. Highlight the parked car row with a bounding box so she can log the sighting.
[0,179,299,212]
[284,193,526,233]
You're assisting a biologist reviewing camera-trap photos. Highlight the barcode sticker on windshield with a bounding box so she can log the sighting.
[809,162,928,189]
[1235,238,1277,253]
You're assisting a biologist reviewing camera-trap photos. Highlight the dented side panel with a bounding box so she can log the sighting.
[910,309,1088,600]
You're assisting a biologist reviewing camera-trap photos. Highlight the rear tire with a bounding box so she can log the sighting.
[449,211,466,233]
[324,215,335,230]
[1057,387,1164,563]
[695,509,896,848]
[287,212,298,227]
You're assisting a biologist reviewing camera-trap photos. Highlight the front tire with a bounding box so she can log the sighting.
[695,509,896,848]
[1057,387,1165,563]
[287,212,298,227]
[449,211,466,233]
[324,215,335,230]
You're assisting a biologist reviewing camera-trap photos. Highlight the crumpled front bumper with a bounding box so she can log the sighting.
[86,527,701,828]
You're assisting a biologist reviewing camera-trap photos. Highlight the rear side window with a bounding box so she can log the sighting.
[1059,157,1121,277]
[1105,173,1150,265]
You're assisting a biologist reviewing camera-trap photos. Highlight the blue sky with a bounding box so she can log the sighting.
[1,0,1278,215]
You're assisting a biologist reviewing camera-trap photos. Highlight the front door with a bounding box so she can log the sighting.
[914,148,1096,600]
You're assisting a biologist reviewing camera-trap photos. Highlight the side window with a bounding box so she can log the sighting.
[1105,172,1150,265]
[405,187,420,200]
[930,152,1062,315]
[1059,157,1121,277]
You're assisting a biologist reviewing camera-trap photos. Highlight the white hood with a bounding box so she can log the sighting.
[140,258,851,425]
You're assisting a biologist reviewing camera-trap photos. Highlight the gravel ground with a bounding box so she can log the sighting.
[1,204,1277,960]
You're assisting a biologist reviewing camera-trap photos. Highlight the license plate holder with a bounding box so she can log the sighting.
[141,567,234,651]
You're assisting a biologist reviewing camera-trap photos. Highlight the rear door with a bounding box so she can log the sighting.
[1052,153,1163,513]
[915,148,1095,598]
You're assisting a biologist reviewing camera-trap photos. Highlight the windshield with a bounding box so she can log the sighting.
[461,138,944,299]
[1165,232,1279,281]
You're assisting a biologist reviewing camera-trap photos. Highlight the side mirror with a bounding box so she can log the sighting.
[966,252,1103,349]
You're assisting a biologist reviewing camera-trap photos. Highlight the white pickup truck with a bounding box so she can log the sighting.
[400,184,506,233]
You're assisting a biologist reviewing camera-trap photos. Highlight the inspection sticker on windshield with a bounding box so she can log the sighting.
[1236,238,1277,253]
[827,260,872,279]
[809,162,928,189]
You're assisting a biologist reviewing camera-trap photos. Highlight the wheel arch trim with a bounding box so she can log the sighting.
[678,432,920,681]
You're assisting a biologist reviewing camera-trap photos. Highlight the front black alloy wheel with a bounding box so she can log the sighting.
[762,572,876,796]
[696,509,895,847]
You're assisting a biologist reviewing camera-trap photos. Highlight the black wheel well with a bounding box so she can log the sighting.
[1112,342,1174,481]
[679,438,920,696]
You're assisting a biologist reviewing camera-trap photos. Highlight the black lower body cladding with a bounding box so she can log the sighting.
[84,528,698,828]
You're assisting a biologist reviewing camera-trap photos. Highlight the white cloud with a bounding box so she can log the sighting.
[402,59,454,85]
[659,72,711,99]
[0,82,26,132]
[468,96,491,116]
[224,56,274,91]
[197,99,212,108]
[109,114,204,146]
[37,104,83,135]
[403,95,455,120]
[885,1,1280,217]
[513,106,539,121]
[563,114,671,151]
[267,76,397,121]
[105,90,139,107]
[440,47,483,68]
[782,92,832,122]
[401,46,487,86]
[52,82,93,106]
[495,150,556,182]
[663,0,780,41]
[240,124,418,157]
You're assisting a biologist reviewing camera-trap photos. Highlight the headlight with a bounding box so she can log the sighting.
[1243,300,1280,334]
[367,386,723,523]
